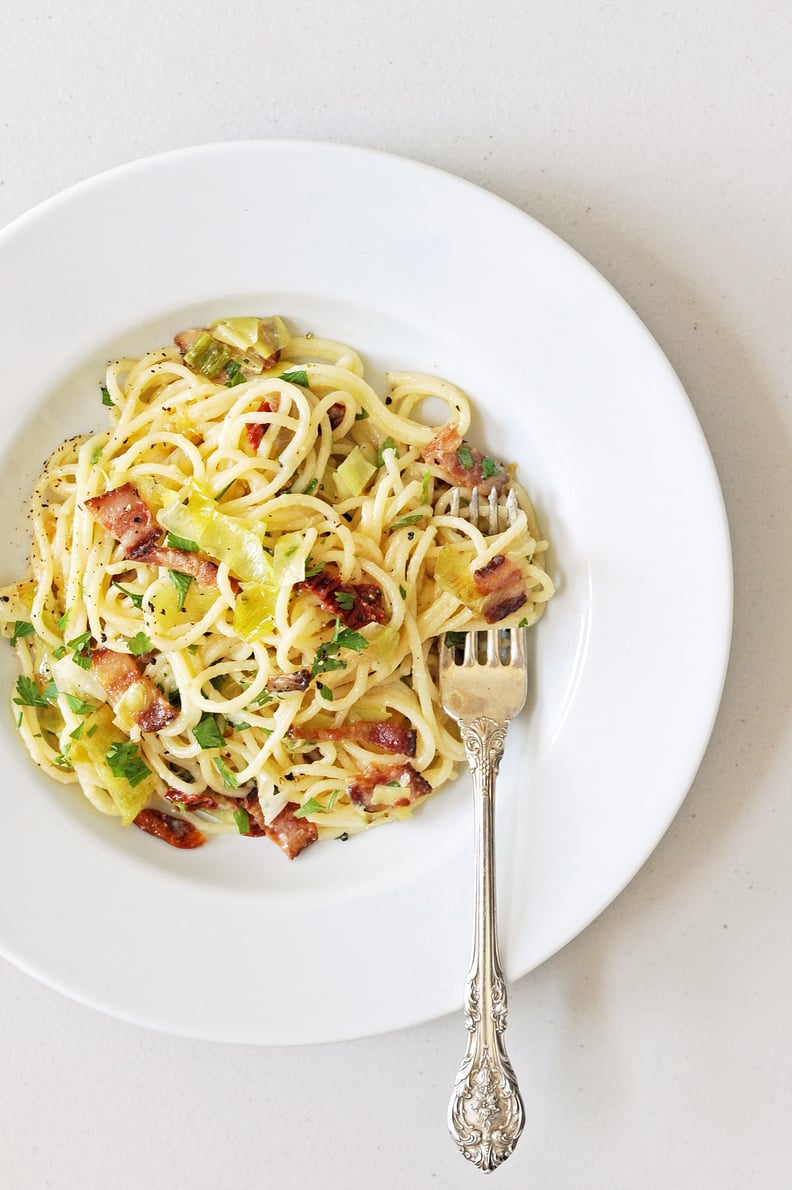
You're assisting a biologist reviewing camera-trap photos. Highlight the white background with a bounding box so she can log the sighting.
[1,3,790,1188]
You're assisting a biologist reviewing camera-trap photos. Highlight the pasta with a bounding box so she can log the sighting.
[0,318,554,858]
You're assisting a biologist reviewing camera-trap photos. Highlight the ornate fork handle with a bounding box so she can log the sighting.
[448,715,525,1173]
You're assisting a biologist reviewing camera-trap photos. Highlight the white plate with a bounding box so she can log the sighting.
[0,143,731,1044]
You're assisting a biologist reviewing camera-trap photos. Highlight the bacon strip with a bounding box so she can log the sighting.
[348,761,432,811]
[246,400,273,451]
[266,669,311,693]
[473,555,527,623]
[141,545,222,588]
[301,568,386,629]
[85,483,223,590]
[134,807,206,849]
[163,788,220,811]
[90,648,178,732]
[289,720,416,756]
[84,484,161,559]
[421,425,508,496]
[237,792,317,859]
[327,402,345,430]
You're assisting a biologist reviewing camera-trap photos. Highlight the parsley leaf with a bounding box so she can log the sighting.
[444,631,467,649]
[165,531,199,553]
[52,645,67,660]
[106,741,151,787]
[334,590,354,610]
[294,790,339,818]
[224,360,246,388]
[247,689,272,707]
[69,722,86,741]
[233,807,250,833]
[127,631,152,656]
[63,693,94,716]
[399,584,407,599]
[311,647,347,678]
[56,609,70,632]
[9,621,35,646]
[279,368,310,387]
[193,713,225,750]
[480,456,499,479]
[304,558,325,578]
[518,617,529,628]
[91,446,103,465]
[354,408,370,421]
[214,757,238,789]
[168,570,193,611]
[13,675,56,707]
[303,478,319,495]
[66,631,92,669]
[112,581,144,610]
[318,684,334,701]
[100,384,113,407]
[332,621,368,652]
[456,444,475,470]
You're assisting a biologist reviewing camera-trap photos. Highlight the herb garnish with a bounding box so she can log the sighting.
[112,581,144,610]
[444,631,467,649]
[233,807,250,833]
[9,621,35,646]
[334,591,354,610]
[127,631,152,656]
[106,741,151,787]
[376,437,399,467]
[100,384,113,407]
[168,570,193,611]
[456,444,475,470]
[165,531,200,553]
[480,456,498,479]
[279,368,310,387]
[13,675,57,707]
[214,757,238,789]
[193,713,225,750]
[391,513,423,529]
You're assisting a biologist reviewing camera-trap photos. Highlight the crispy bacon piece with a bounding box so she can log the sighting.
[134,807,206,849]
[264,802,319,859]
[348,761,432,811]
[162,788,220,811]
[90,648,178,732]
[289,720,416,756]
[246,400,273,451]
[84,484,161,559]
[85,483,224,590]
[301,568,386,629]
[327,402,345,430]
[473,555,527,623]
[141,545,222,589]
[266,669,311,693]
[421,425,508,496]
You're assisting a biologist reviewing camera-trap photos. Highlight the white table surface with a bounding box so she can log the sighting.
[1,3,790,1188]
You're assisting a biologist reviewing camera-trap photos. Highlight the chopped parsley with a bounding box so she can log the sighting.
[518,617,529,628]
[399,584,407,599]
[303,478,319,495]
[9,621,35,646]
[354,408,370,421]
[112,581,144,610]
[480,456,499,479]
[106,741,151,787]
[193,713,225,750]
[13,675,57,708]
[333,621,368,652]
[279,368,310,387]
[56,609,70,632]
[52,645,67,660]
[168,570,193,611]
[444,631,467,649]
[127,631,152,656]
[63,693,94,716]
[247,688,272,707]
[334,590,354,610]
[165,531,199,553]
[66,631,92,669]
[456,444,475,470]
[69,722,86,741]
[294,790,339,819]
[304,558,325,578]
[232,807,250,833]
[53,752,73,770]
[318,684,334,702]
[214,757,238,789]
[91,446,103,465]
[100,383,113,407]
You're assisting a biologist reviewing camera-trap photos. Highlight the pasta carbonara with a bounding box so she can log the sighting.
[0,318,553,857]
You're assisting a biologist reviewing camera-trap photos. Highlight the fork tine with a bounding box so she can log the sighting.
[469,487,480,524]
[463,632,475,667]
[486,630,500,666]
[488,487,499,533]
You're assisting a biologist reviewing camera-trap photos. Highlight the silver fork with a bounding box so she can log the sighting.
[441,486,527,1173]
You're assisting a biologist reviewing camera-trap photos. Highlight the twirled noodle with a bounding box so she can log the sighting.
[0,320,554,859]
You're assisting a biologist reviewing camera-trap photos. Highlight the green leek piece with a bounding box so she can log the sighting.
[258,315,291,353]
[184,332,232,379]
[158,483,272,584]
[233,583,277,642]
[70,706,156,825]
[335,447,376,500]
[434,544,484,611]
